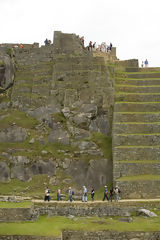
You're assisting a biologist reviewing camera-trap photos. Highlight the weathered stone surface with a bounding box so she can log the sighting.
[48,128,70,145]
[137,208,157,217]
[89,115,110,135]
[11,165,30,181]
[0,162,10,182]
[66,158,112,189]
[30,160,56,176]
[0,126,27,142]
[67,123,90,140]
[0,54,15,91]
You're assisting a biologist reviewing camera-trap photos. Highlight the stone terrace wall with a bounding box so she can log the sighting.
[0,237,60,240]
[0,208,37,222]
[62,230,160,240]
[35,201,160,217]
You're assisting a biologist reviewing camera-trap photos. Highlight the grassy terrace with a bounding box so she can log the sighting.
[116,101,160,104]
[116,160,160,163]
[117,175,160,181]
[116,111,160,114]
[115,122,160,124]
[0,214,160,236]
[0,201,32,208]
[116,84,160,87]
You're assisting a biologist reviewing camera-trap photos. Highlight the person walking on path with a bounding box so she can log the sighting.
[44,187,50,201]
[68,187,73,202]
[91,187,95,201]
[82,186,87,202]
[103,185,109,201]
[109,188,113,202]
[114,186,120,202]
[57,188,62,201]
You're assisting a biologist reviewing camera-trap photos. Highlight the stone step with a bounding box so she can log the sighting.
[115,102,160,112]
[114,161,160,178]
[115,178,160,198]
[115,93,160,102]
[115,78,160,86]
[113,146,160,161]
[113,134,160,146]
[115,85,160,93]
[113,122,160,134]
[126,72,160,79]
[114,112,160,122]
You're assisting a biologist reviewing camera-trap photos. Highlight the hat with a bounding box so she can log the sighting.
[105,186,107,188]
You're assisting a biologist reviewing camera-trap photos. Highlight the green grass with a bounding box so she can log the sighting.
[0,201,32,208]
[0,109,39,130]
[116,92,160,95]
[115,145,160,149]
[0,214,160,236]
[117,175,160,181]
[90,132,112,160]
[116,133,160,136]
[116,111,160,114]
[116,84,160,87]
[115,122,160,124]
[116,160,160,164]
[0,175,51,197]
[116,101,160,104]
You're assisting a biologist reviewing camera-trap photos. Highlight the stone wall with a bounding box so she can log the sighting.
[35,201,160,217]
[0,236,60,240]
[62,230,160,240]
[0,208,37,222]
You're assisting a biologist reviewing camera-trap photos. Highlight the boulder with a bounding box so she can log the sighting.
[137,208,157,217]
[0,126,27,142]
[67,122,90,140]
[10,156,30,165]
[0,54,15,91]
[48,128,70,145]
[30,160,56,176]
[0,162,10,182]
[89,115,110,135]
[11,165,30,181]
[65,158,112,189]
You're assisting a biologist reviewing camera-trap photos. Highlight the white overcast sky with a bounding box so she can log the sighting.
[0,0,160,67]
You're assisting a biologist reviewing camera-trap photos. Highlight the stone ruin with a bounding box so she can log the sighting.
[0,31,160,199]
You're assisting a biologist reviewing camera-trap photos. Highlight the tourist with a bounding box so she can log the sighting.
[20,44,24,49]
[92,42,96,51]
[114,186,120,202]
[68,187,73,202]
[80,36,84,45]
[82,186,87,202]
[91,187,95,201]
[110,42,112,51]
[57,188,62,201]
[144,59,149,67]
[44,187,50,201]
[89,41,92,51]
[103,185,109,201]
[141,61,144,68]
[109,188,113,202]
[44,38,48,46]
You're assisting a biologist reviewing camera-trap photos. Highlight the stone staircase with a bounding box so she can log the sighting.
[11,46,53,110]
[113,69,160,199]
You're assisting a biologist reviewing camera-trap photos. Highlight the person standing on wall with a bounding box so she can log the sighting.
[144,59,149,67]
